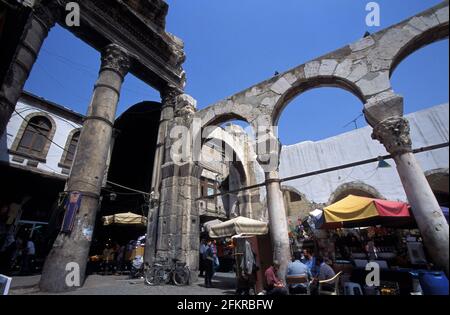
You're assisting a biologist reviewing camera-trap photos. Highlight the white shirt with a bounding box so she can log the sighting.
[27,241,35,255]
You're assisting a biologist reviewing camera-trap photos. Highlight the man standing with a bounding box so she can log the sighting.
[21,237,35,275]
[287,252,312,294]
[264,261,288,295]
[199,239,207,277]
[204,240,215,288]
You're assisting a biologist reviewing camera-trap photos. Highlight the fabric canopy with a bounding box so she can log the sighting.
[102,212,147,226]
[203,219,223,233]
[322,195,410,228]
[209,216,269,238]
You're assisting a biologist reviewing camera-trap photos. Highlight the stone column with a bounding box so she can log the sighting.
[0,3,59,137]
[264,170,291,282]
[39,44,130,292]
[367,95,449,277]
[258,132,291,282]
[155,94,201,282]
[144,85,179,264]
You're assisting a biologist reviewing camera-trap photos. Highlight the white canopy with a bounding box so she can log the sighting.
[209,216,269,238]
[102,212,147,226]
[203,219,223,233]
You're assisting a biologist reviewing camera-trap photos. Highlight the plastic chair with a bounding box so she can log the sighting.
[319,271,343,295]
[286,275,311,295]
[344,282,363,295]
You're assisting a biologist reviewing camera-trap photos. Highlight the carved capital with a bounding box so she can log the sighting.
[161,85,182,109]
[100,44,131,79]
[33,1,62,30]
[175,94,197,118]
[372,116,412,155]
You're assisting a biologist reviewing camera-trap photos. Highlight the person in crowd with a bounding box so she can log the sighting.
[21,237,35,275]
[264,261,288,295]
[365,238,378,261]
[199,239,207,277]
[204,239,215,288]
[310,256,336,295]
[303,248,318,277]
[102,243,114,275]
[287,252,312,294]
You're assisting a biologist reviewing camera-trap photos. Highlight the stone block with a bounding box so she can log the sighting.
[347,61,368,82]
[356,71,390,97]
[350,36,375,52]
[319,59,338,76]
[334,59,353,78]
[270,77,292,95]
[304,61,320,78]
[435,6,449,24]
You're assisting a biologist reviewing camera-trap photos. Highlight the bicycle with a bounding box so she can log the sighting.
[145,258,190,286]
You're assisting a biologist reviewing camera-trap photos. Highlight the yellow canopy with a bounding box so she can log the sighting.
[102,212,147,226]
[323,195,379,223]
[209,216,269,238]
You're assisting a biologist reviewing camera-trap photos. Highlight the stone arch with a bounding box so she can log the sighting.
[328,181,384,205]
[10,111,57,162]
[272,76,366,126]
[389,13,449,77]
[425,168,449,207]
[281,185,313,219]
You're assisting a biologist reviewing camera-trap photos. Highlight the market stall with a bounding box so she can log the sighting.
[305,195,448,295]
[208,216,271,295]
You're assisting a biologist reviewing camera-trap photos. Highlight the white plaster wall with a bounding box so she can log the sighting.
[1,99,83,177]
[276,103,449,204]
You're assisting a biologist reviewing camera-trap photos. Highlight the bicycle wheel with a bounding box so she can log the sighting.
[172,266,190,286]
[145,267,161,286]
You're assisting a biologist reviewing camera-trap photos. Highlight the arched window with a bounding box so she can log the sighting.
[17,116,52,156]
[64,131,80,165]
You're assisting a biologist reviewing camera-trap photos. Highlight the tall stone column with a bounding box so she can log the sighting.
[258,132,291,282]
[39,44,130,292]
[264,170,291,282]
[367,95,449,277]
[144,85,179,264]
[0,2,59,137]
[155,94,201,282]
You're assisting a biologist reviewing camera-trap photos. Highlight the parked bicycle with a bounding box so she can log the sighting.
[145,258,190,286]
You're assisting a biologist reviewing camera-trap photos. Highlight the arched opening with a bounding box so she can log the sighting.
[391,39,449,114]
[95,101,162,249]
[281,186,312,220]
[276,86,366,145]
[328,182,384,205]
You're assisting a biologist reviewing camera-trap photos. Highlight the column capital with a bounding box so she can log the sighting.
[160,85,183,108]
[372,116,412,156]
[175,93,197,118]
[100,44,131,79]
[33,1,61,30]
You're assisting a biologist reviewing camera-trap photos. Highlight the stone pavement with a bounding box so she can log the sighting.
[8,272,237,295]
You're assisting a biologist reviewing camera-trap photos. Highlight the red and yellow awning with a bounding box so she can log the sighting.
[322,195,410,228]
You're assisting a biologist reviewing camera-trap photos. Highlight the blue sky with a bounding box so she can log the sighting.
[25,0,448,145]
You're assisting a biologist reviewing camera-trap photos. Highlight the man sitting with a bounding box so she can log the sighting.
[287,252,312,294]
[310,257,336,295]
[264,261,288,295]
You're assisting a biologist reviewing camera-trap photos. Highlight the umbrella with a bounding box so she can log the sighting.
[321,195,411,229]
[102,212,147,226]
[209,216,269,238]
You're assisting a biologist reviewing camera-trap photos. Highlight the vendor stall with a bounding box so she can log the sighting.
[208,216,271,295]
[304,195,449,295]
